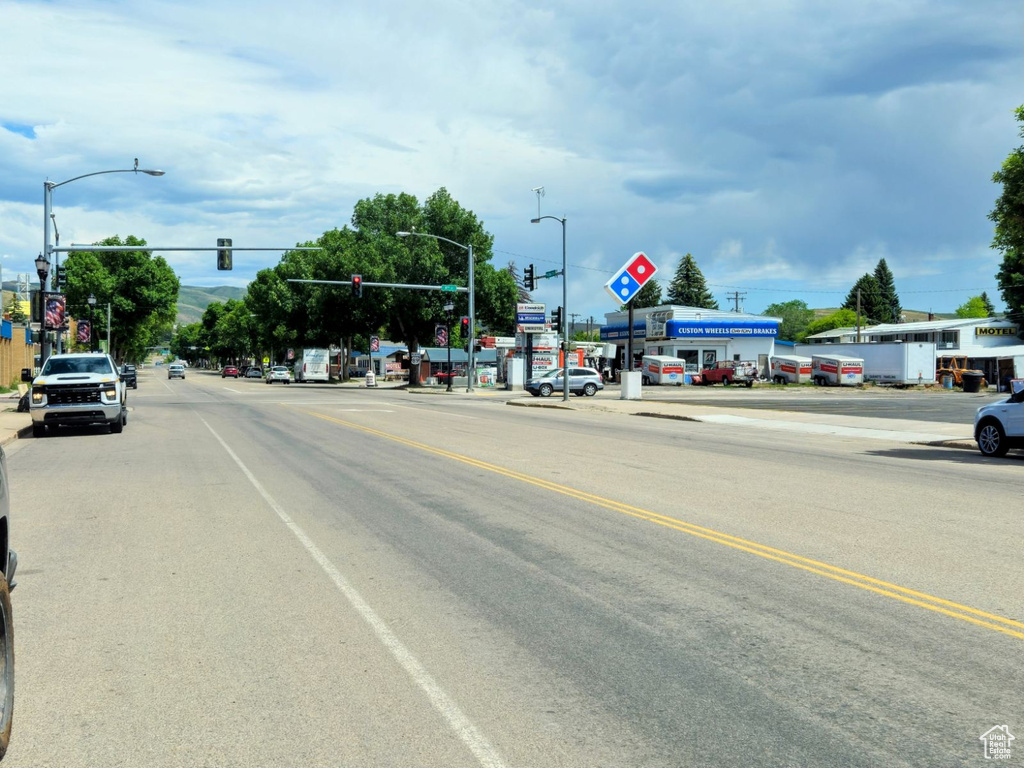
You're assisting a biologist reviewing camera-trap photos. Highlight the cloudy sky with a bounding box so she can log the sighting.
[1,0,1021,324]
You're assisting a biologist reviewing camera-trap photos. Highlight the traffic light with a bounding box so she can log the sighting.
[217,238,233,270]
[351,274,363,298]
[460,316,470,336]
[551,306,562,330]
[55,265,67,289]
[523,264,535,291]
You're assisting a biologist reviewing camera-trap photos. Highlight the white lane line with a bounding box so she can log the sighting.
[199,417,507,768]
[392,403,480,420]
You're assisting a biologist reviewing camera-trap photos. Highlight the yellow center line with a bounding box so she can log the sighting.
[297,407,1024,641]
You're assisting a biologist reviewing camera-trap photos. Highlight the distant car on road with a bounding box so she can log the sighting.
[120,364,138,389]
[526,367,604,397]
[222,365,239,378]
[168,364,186,380]
[974,379,1024,457]
[265,366,291,384]
[244,367,263,379]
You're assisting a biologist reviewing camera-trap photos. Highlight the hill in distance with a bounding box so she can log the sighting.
[177,285,247,325]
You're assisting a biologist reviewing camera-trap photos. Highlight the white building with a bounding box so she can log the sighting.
[803,316,1024,384]
[601,305,780,373]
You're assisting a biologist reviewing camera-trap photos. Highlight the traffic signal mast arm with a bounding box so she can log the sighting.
[523,263,562,292]
[287,278,469,293]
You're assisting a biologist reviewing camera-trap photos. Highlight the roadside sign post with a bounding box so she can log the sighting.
[604,252,658,382]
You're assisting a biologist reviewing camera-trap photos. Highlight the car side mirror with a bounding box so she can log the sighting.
[21,368,32,383]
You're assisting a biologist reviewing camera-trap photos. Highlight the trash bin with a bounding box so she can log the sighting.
[940,374,953,389]
[961,371,984,393]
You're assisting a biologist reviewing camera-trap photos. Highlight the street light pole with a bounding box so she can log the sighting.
[43,163,164,357]
[443,301,455,392]
[34,253,51,365]
[396,231,475,392]
[531,214,569,402]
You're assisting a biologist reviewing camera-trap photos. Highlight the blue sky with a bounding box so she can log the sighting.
[1,0,1021,323]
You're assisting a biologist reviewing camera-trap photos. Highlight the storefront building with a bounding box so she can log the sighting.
[804,317,1024,384]
[601,305,780,373]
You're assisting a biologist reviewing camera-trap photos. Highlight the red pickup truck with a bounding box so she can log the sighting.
[698,360,758,387]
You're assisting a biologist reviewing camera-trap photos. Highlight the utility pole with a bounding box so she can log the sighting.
[856,288,862,342]
[570,313,580,339]
[727,291,746,313]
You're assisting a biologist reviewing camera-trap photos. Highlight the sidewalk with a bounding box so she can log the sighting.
[505,392,978,450]
[0,394,32,447]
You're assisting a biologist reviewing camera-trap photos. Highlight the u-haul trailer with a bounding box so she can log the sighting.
[806,342,936,386]
[770,355,812,384]
[811,355,864,386]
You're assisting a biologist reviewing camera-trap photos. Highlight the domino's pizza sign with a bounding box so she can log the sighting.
[604,252,658,305]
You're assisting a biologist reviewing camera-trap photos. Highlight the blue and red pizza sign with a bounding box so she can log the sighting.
[604,252,658,305]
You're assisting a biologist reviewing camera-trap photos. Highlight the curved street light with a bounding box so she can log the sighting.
[396,231,475,393]
[531,214,569,402]
[42,161,165,360]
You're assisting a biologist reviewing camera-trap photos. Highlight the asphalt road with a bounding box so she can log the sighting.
[4,369,1019,766]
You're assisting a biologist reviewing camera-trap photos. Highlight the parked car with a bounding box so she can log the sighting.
[974,379,1024,457]
[222,365,239,378]
[0,445,16,758]
[526,367,604,397]
[120,364,138,389]
[699,360,759,387]
[168,364,186,380]
[244,367,263,378]
[25,352,128,436]
[265,365,291,384]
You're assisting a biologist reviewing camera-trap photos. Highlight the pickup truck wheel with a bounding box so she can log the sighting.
[584,383,598,397]
[977,420,1009,457]
[32,423,45,438]
[723,378,731,386]
[745,380,753,388]
[110,413,123,434]
[0,574,13,759]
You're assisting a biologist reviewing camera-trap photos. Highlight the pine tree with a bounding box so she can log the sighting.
[622,280,662,310]
[980,291,996,317]
[665,253,718,309]
[842,274,886,323]
[873,258,901,323]
[506,261,531,303]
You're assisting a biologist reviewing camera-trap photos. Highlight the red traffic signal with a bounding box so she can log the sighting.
[351,274,363,298]
[460,316,470,335]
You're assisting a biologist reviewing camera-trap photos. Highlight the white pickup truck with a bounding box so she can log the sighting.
[24,352,128,437]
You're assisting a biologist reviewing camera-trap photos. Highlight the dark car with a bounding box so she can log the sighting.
[120,364,138,389]
[222,366,239,378]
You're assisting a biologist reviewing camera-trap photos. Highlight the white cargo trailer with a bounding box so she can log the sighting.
[641,355,690,385]
[801,342,936,386]
[293,347,330,383]
[811,355,864,386]
[770,355,812,385]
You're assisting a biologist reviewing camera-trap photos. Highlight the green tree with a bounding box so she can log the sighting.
[65,235,179,363]
[763,299,815,342]
[980,291,997,317]
[873,258,901,323]
[991,106,1024,326]
[842,273,886,324]
[801,308,860,340]
[622,279,662,310]
[955,296,991,319]
[665,253,718,309]
[3,293,28,324]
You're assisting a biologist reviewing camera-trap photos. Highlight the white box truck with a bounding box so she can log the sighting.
[770,355,813,385]
[806,342,936,386]
[293,347,330,383]
[811,355,864,386]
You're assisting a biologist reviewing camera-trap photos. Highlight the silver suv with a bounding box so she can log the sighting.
[974,379,1024,457]
[526,367,604,397]
[167,364,186,380]
[26,353,128,436]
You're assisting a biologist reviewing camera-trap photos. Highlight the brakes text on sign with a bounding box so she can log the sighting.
[604,252,658,305]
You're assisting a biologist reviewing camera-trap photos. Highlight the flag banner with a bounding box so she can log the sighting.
[370,336,380,352]
[44,295,66,330]
[77,320,91,343]
[435,325,448,347]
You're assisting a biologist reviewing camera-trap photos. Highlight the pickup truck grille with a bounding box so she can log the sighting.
[44,383,104,405]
